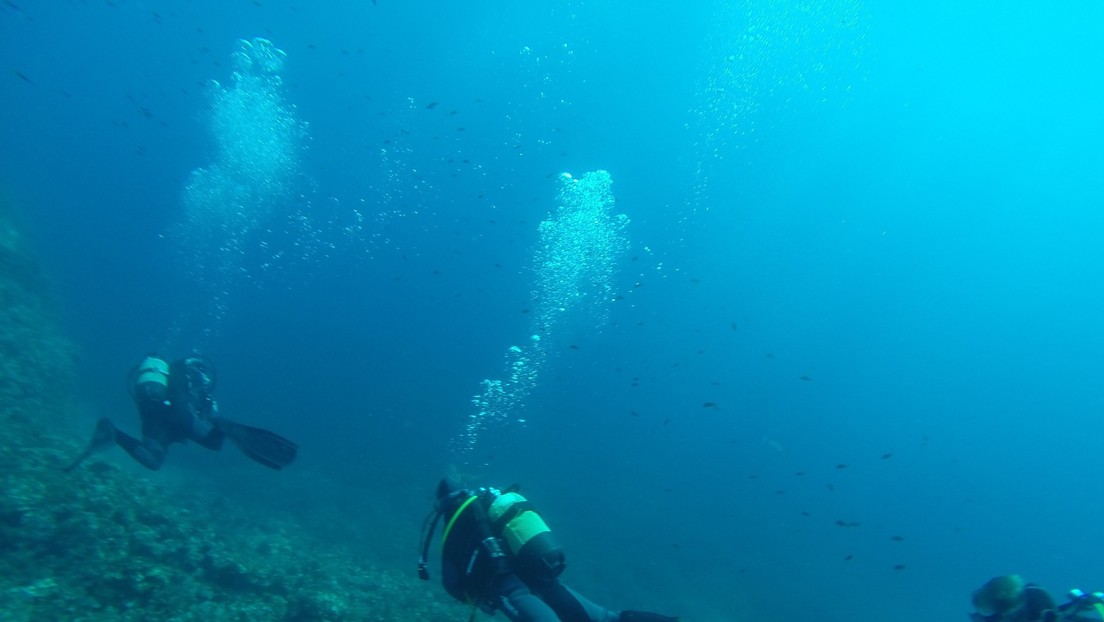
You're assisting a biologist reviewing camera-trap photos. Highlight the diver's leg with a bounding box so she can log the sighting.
[113,429,167,470]
[541,582,679,622]
[490,574,560,622]
[618,611,680,622]
[62,417,120,472]
[191,417,225,451]
[538,581,619,622]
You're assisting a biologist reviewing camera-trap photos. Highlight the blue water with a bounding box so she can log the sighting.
[3,1,1103,620]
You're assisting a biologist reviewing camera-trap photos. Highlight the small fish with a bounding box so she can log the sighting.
[629,411,638,417]
[844,554,853,561]
[14,69,32,84]
[893,564,907,571]
[766,353,774,358]
[800,511,811,517]
[425,101,438,109]
[568,344,579,350]
[835,463,848,469]
[881,453,893,459]
[702,402,719,409]
[799,375,812,381]
[730,321,738,331]
[890,535,905,542]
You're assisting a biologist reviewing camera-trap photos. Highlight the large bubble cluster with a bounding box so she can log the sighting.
[533,171,629,333]
[690,0,870,205]
[172,38,308,338]
[457,171,629,457]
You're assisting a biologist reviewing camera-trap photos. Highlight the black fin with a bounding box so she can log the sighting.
[216,418,298,470]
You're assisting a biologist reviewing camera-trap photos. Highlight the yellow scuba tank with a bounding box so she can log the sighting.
[488,492,566,579]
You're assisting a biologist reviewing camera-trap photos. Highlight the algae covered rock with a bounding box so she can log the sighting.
[0,206,76,424]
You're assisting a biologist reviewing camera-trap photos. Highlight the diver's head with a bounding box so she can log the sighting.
[437,477,460,500]
[133,355,170,404]
[435,477,468,509]
[972,575,1029,622]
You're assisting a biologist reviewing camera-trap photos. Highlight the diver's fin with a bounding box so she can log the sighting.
[63,417,117,472]
[215,418,298,470]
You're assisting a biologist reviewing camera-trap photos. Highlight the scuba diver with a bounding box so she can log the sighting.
[971,575,1104,622]
[418,477,679,622]
[65,354,297,472]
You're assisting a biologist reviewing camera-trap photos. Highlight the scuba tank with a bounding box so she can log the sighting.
[127,355,171,404]
[486,491,566,579]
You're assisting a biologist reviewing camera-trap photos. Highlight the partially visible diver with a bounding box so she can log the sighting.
[971,575,1104,622]
[65,354,297,472]
[419,477,679,622]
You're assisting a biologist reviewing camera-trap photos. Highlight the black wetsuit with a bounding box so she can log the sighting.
[66,356,296,472]
[1024,585,1059,622]
[436,487,672,622]
[115,358,224,470]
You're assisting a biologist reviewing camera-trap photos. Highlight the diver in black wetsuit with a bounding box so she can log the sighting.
[419,478,679,622]
[65,354,297,472]
[970,575,1104,622]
